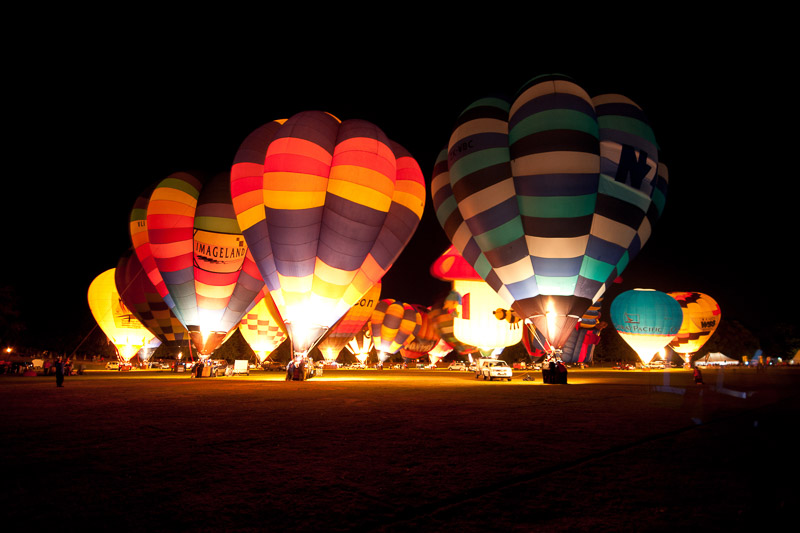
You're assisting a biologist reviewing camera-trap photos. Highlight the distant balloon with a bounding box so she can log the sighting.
[432,73,668,352]
[346,326,373,364]
[115,248,189,348]
[399,306,441,360]
[238,291,288,363]
[133,171,265,356]
[610,289,682,365]
[668,292,721,361]
[88,268,155,362]
[230,111,426,357]
[317,282,381,362]
[370,299,421,361]
[428,295,479,357]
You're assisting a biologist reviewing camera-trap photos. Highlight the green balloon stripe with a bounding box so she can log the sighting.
[509,109,599,145]
[518,193,596,219]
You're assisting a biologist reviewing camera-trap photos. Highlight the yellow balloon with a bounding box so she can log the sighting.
[87,268,154,362]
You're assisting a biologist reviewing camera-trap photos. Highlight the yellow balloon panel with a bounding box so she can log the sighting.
[87,268,153,361]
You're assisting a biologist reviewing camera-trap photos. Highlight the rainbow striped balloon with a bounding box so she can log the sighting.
[132,172,265,356]
[231,111,425,356]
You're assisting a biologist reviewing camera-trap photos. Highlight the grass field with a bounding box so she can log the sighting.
[2,366,797,532]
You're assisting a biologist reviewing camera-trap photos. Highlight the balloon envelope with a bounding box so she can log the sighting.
[610,289,682,364]
[370,299,421,360]
[230,112,426,356]
[668,292,721,359]
[115,248,189,347]
[134,172,265,356]
[238,292,288,363]
[318,282,381,361]
[88,268,154,362]
[432,73,668,351]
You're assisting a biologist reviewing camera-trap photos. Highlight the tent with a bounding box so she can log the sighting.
[695,352,739,366]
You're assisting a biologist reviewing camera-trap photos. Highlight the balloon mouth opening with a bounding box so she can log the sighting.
[285,322,328,357]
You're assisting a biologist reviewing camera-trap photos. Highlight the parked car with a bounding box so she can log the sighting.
[448,362,467,371]
[476,358,513,381]
[119,362,133,371]
[106,361,120,370]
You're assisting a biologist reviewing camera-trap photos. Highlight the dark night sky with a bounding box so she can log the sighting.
[4,27,795,350]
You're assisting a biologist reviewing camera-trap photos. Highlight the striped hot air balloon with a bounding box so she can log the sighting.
[230,111,425,357]
[133,172,265,356]
[399,306,441,360]
[610,289,682,365]
[432,73,668,352]
[668,292,721,362]
[370,299,421,361]
[317,282,381,362]
[115,248,188,347]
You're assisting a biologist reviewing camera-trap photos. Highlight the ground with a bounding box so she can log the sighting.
[2,366,797,532]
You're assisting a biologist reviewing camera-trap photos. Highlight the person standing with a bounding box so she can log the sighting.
[54,357,65,387]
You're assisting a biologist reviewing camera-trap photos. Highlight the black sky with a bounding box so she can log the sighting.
[4,28,795,350]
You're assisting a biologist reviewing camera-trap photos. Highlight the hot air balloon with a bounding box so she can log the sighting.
[230,111,425,358]
[668,292,721,363]
[370,299,421,362]
[428,295,479,357]
[87,268,155,362]
[346,326,373,364]
[432,73,668,354]
[238,291,288,363]
[524,298,607,363]
[610,289,683,365]
[133,172,265,357]
[399,306,441,361]
[115,249,189,348]
[431,246,523,356]
[317,282,381,362]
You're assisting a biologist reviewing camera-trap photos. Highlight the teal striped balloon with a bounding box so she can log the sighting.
[432,74,668,350]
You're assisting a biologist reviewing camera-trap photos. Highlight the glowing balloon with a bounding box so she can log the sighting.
[115,248,189,347]
[346,326,373,364]
[370,299,421,361]
[88,268,155,362]
[428,295,478,356]
[610,289,682,365]
[399,306,441,360]
[230,112,426,357]
[238,291,288,363]
[133,172,265,356]
[432,73,668,352]
[431,246,522,356]
[317,282,381,362]
[668,292,721,360]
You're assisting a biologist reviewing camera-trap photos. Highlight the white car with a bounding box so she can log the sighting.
[448,362,467,371]
[476,359,513,381]
[105,361,120,370]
